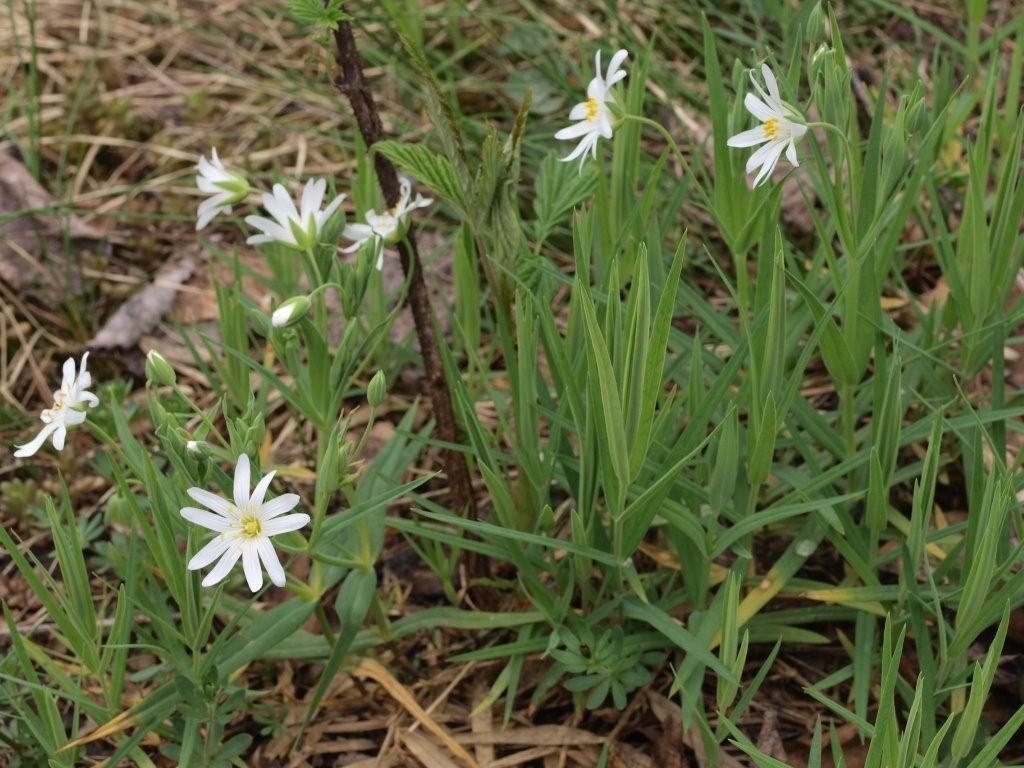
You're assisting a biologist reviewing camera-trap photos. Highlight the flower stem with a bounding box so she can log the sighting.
[621,114,712,211]
[314,602,337,645]
[622,114,690,173]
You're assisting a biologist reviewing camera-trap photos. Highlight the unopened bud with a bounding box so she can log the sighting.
[272,296,311,328]
[145,349,176,386]
[367,370,387,407]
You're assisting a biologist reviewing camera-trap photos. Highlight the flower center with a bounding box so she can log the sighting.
[585,98,599,121]
[241,516,262,538]
[762,118,780,140]
[53,389,68,410]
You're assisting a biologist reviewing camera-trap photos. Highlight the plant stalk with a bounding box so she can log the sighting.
[330,18,476,520]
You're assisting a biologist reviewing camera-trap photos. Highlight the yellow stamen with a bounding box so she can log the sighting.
[762,118,780,140]
[241,516,262,538]
[585,97,599,121]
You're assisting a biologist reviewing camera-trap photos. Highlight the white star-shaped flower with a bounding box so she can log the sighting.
[245,179,345,251]
[727,63,807,187]
[341,176,432,268]
[195,148,249,230]
[554,49,629,168]
[14,352,98,458]
[181,454,309,592]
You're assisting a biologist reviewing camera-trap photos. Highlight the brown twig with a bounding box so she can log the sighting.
[331,19,476,519]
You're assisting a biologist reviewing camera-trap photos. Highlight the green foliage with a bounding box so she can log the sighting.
[286,0,349,33]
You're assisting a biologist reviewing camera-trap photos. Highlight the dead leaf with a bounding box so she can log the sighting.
[90,252,196,349]
[0,152,102,289]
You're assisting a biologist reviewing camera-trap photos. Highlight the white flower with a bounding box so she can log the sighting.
[14,353,98,458]
[341,177,432,267]
[727,63,808,187]
[245,179,346,251]
[554,49,629,168]
[181,454,309,592]
[195,148,249,230]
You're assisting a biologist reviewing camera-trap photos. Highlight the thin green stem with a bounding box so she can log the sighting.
[622,114,688,173]
[314,603,337,645]
[621,114,712,212]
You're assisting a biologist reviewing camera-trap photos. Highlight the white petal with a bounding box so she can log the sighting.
[197,202,229,231]
[761,63,781,104]
[744,93,779,123]
[51,425,68,451]
[728,126,771,148]
[561,134,597,164]
[300,178,326,220]
[785,138,799,168]
[587,76,607,101]
[233,454,251,507]
[266,184,299,226]
[188,535,231,570]
[263,512,310,536]
[245,215,292,245]
[77,393,99,411]
[752,141,787,187]
[242,543,263,592]
[398,176,412,207]
[187,487,232,515]
[201,546,241,587]
[261,493,301,519]
[180,506,230,532]
[13,421,61,458]
[320,193,346,222]
[746,138,782,175]
[250,470,277,506]
[568,101,590,121]
[343,222,374,241]
[256,537,286,587]
[555,121,598,141]
[406,194,432,213]
[605,49,629,86]
[62,357,76,389]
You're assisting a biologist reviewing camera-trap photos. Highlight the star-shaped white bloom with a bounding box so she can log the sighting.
[341,176,432,268]
[196,148,250,230]
[245,179,346,251]
[181,454,309,592]
[14,353,98,458]
[727,63,808,187]
[554,49,629,168]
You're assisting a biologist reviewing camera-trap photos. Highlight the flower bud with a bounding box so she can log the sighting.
[186,439,210,457]
[145,349,176,386]
[367,370,387,407]
[272,296,311,328]
[805,3,827,47]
